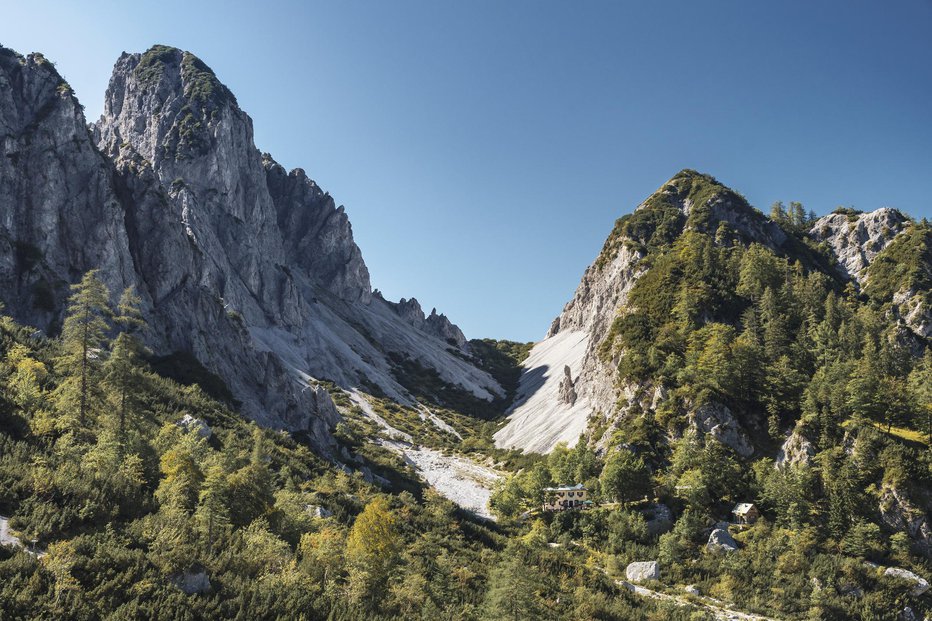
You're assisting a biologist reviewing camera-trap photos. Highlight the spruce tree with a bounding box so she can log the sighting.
[104,287,146,437]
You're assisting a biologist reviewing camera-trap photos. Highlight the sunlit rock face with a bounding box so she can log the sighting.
[0,44,501,455]
[809,208,908,282]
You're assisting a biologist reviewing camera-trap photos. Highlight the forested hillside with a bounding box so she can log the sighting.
[0,273,699,620]
[490,171,932,619]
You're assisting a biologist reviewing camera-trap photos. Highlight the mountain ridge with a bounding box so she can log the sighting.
[0,43,501,457]
[496,169,928,454]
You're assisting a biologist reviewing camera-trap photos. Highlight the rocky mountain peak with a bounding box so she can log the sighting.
[0,44,136,325]
[593,170,785,281]
[97,45,238,165]
[0,43,503,457]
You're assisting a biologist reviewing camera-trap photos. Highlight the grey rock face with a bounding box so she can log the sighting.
[689,402,754,458]
[170,567,211,595]
[893,285,932,339]
[379,293,468,349]
[0,48,136,324]
[879,486,932,553]
[625,560,659,583]
[264,158,371,303]
[776,427,816,468]
[810,208,930,339]
[706,528,738,553]
[0,44,502,456]
[810,208,907,282]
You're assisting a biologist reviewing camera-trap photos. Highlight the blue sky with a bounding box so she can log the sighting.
[3,1,931,341]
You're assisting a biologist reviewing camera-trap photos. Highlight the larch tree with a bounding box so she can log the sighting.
[55,270,111,430]
[345,496,401,581]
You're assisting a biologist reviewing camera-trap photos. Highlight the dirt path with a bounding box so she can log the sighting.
[621,581,781,621]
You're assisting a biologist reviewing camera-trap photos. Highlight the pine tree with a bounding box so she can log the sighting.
[908,351,932,445]
[56,270,111,429]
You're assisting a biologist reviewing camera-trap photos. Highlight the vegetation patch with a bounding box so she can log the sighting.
[865,222,931,302]
[134,44,179,86]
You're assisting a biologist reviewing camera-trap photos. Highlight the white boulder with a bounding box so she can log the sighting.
[625,561,660,583]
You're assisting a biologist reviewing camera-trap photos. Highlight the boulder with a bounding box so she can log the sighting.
[176,414,211,439]
[884,567,930,597]
[706,528,738,553]
[625,561,659,583]
[684,584,701,596]
[303,504,333,519]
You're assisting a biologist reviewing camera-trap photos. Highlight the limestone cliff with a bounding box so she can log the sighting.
[0,44,501,455]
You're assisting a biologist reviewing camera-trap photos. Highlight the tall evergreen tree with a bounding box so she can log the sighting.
[104,287,146,437]
[55,270,111,429]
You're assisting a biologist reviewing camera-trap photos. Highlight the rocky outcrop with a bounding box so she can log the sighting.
[883,567,930,597]
[176,414,212,439]
[879,486,932,553]
[893,288,932,339]
[264,159,371,304]
[688,402,754,458]
[558,365,577,405]
[0,44,503,456]
[706,528,739,553]
[170,566,211,595]
[776,427,816,468]
[0,48,136,326]
[625,561,660,583]
[812,209,930,339]
[304,504,333,519]
[810,208,908,282]
[378,293,468,349]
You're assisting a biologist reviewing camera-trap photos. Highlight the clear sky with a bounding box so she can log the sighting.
[3,1,931,341]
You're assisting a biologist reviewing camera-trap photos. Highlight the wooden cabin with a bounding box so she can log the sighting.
[732,503,760,524]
